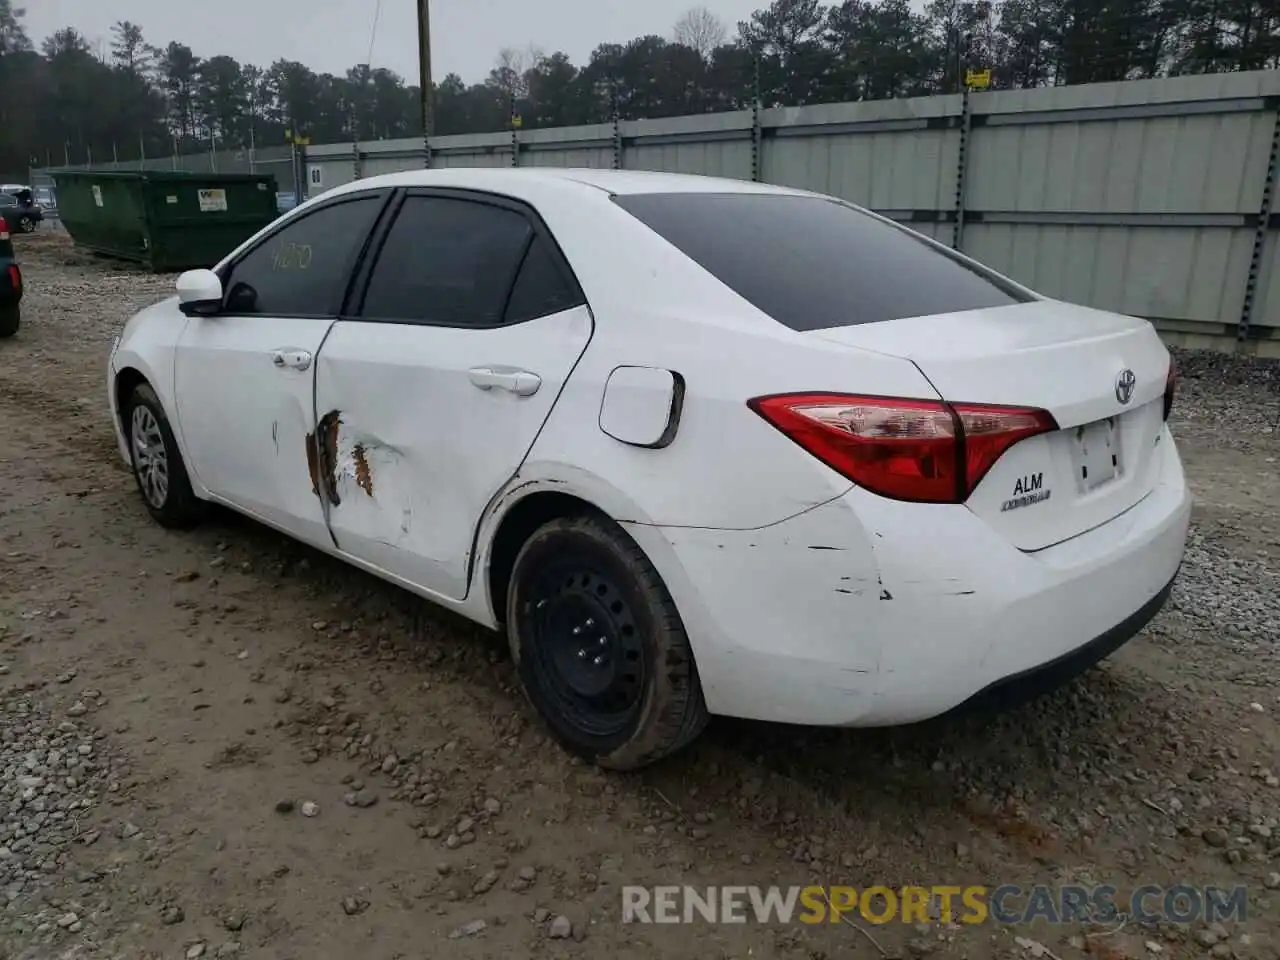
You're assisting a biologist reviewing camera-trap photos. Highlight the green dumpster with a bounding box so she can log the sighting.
[49,170,279,272]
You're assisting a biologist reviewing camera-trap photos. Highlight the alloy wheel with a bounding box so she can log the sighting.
[130,405,170,509]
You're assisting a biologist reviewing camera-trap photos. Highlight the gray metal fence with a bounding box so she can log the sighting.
[299,69,1280,356]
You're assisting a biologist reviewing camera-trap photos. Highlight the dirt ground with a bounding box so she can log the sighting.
[1,231,1278,960]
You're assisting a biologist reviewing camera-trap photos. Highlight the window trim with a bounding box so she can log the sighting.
[215,189,395,320]
[344,186,588,330]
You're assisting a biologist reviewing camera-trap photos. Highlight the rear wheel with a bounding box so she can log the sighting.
[506,514,708,770]
[0,305,17,338]
[123,382,205,528]
[17,216,35,233]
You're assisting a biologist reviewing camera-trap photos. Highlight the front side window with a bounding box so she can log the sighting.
[222,195,383,316]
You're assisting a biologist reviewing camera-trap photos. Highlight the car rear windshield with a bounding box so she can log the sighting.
[611,192,1033,330]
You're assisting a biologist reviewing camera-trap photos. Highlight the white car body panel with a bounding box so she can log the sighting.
[173,314,334,548]
[314,307,593,601]
[107,167,1190,731]
[624,426,1188,724]
[810,299,1173,551]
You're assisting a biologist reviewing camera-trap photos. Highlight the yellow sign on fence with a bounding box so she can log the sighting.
[965,68,991,89]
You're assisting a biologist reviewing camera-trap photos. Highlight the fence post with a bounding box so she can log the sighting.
[511,96,520,167]
[1239,99,1280,347]
[610,85,623,170]
[751,58,763,182]
[951,85,972,250]
[293,143,306,206]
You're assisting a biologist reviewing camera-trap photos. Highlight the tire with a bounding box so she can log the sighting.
[122,382,205,528]
[0,304,17,339]
[506,514,709,770]
[17,217,35,233]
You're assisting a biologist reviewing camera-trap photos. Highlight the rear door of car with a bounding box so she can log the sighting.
[312,188,593,601]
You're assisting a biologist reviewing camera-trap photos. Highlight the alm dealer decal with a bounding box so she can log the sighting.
[1001,473,1051,512]
[197,188,228,212]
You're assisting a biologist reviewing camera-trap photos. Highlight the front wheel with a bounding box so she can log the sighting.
[506,514,708,770]
[0,304,17,338]
[123,382,205,528]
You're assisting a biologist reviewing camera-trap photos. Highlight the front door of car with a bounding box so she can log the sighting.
[312,190,593,601]
[173,192,389,549]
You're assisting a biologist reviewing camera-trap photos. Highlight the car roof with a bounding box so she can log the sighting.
[325,167,815,199]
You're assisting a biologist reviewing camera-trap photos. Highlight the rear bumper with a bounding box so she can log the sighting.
[952,568,1175,715]
[624,426,1191,727]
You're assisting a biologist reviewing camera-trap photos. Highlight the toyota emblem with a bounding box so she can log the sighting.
[1115,368,1136,405]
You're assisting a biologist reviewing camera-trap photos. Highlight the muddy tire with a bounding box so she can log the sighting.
[506,514,708,770]
[123,382,205,528]
[0,304,17,338]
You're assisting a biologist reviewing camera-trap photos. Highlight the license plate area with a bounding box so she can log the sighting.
[1073,416,1122,493]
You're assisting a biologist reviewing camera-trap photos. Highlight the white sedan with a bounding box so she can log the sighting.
[107,168,1190,769]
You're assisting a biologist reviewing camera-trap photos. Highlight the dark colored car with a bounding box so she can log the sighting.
[0,224,22,337]
[0,189,44,234]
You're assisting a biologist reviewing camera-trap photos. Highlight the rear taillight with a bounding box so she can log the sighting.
[6,265,19,292]
[748,393,1057,504]
[1163,358,1176,421]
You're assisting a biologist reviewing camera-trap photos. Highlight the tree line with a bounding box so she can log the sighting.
[0,0,1276,176]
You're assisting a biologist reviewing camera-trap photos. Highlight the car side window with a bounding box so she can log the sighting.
[503,235,585,324]
[359,195,534,326]
[221,196,383,316]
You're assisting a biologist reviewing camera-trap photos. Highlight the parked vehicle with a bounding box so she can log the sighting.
[106,168,1189,769]
[0,223,22,337]
[34,185,56,210]
[0,189,44,233]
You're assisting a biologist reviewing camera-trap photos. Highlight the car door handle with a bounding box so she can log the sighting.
[468,367,541,397]
[271,348,312,371]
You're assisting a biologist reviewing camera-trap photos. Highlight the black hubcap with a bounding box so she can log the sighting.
[523,563,646,738]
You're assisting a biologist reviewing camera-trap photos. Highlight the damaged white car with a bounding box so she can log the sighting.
[108,168,1190,770]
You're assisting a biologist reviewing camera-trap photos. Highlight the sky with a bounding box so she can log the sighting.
[24,0,772,84]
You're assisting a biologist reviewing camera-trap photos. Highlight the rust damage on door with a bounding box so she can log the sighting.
[351,443,374,496]
[304,409,343,505]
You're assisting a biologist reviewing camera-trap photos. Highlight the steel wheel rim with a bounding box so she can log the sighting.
[130,406,169,509]
[522,561,647,739]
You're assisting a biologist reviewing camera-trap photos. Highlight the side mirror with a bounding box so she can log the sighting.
[176,269,223,317]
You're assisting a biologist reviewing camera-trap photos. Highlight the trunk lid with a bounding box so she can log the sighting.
[808,300,1171,551]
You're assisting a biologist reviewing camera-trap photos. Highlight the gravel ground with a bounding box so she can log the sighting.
[0,232,1277,960]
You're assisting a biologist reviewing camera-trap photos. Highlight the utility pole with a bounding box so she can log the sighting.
[417,0,434,168]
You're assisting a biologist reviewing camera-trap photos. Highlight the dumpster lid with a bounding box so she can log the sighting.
[48,169,275,185]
